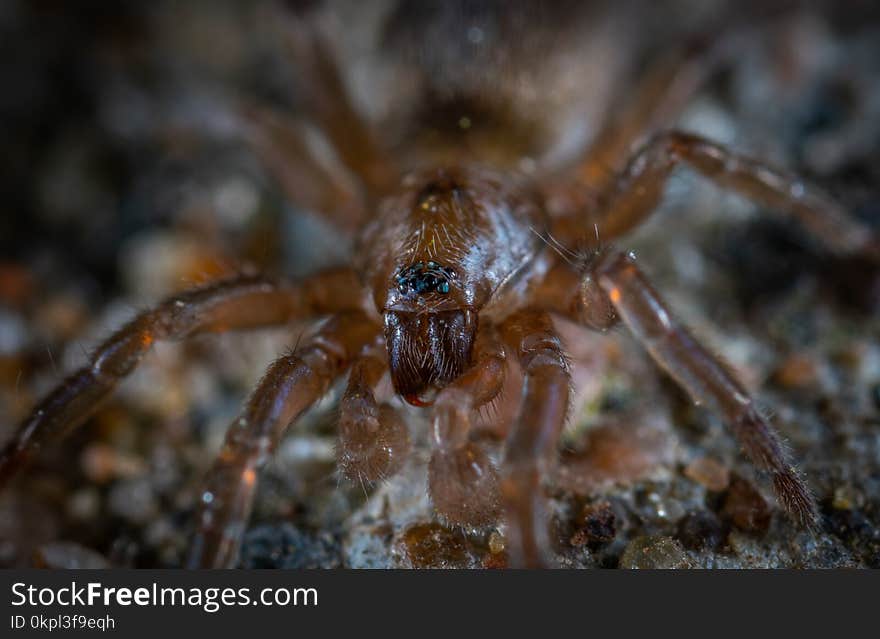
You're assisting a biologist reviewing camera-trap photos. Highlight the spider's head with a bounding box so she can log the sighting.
[383,261,476,406]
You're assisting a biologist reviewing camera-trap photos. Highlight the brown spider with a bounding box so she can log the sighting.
[1,5,877,568]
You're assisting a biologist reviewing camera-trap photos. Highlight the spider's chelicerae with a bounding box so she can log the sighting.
[2,5,878,568]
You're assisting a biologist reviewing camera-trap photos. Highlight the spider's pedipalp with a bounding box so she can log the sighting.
[337,350,410,486]
[189,311,380,568]
[427,325,507,530]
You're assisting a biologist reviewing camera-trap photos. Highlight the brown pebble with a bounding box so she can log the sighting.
[35,294,88,339]
[829,341,868,374]
[570,501,616,547]
[677,510,725,551]
[721,476,771,534]
[619,536,692,569]
[0,263,33,307]
[81,443,146,483]
[481,551,508,569]
[773,353,819,388]
[488,530,505,554]
[397,523,476,569]
[684,457,730,492]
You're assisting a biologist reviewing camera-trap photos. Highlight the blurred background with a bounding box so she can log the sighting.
[0,0,878,568]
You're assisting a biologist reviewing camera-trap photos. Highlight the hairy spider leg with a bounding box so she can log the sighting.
[337,348,411,486]
[277,10,397,198]
[238,102,367,232]
[592,249,818,528]
[189,311,379,568]
[427,325,507,530]
[564,131,876,257]
[574,40,726,192]
[498,310,571,568]
[0,268,364,490]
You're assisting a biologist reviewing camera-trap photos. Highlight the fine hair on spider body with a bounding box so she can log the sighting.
[3,5,879,569]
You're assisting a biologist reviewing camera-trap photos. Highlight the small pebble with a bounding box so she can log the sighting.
[721,476,771,534]
[397,522,477,569]
[832,484,862,511]
[570,501,616,547]
[773,353,820,388]
[66,488,101,521]
[34,542,110,569]
[0,310,27,354]
[481,552,508,569]
[488,530,506,554]
[639,488,685,522]
[34,294,88,340]
[107,478,158,525]
[825,508,880,567]
[144,518,177,548]
[677,510,725,551]
[0,264,33,307]
[240,523,341,569]
[684,457,730,492]
[619,536,692,569]
[830,342,866,373]
[482,531,509,567]
[81,443,147,483]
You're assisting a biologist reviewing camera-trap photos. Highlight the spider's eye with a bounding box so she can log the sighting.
[395,261,456,296]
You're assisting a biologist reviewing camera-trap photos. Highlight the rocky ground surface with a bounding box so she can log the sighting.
[0,1,878,568]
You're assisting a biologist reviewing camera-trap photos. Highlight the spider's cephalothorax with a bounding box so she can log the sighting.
[365,167,545,406]
[4,7,878,569]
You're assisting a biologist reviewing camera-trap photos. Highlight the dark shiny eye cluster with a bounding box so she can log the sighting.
[395,261,456,295]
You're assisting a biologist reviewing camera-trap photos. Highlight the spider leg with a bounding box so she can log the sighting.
[336,349,410,485]
[0,268,363,489]
[555,131,876,258]
[189,311,379,568]
[575,41,724,192]
[592,249,817,527]
[498,310,571,568]
[277,9,397,198]
[428,325,507,530]
[237,102,367,232]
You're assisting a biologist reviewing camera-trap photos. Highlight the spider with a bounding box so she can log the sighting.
[2,5,878,568]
